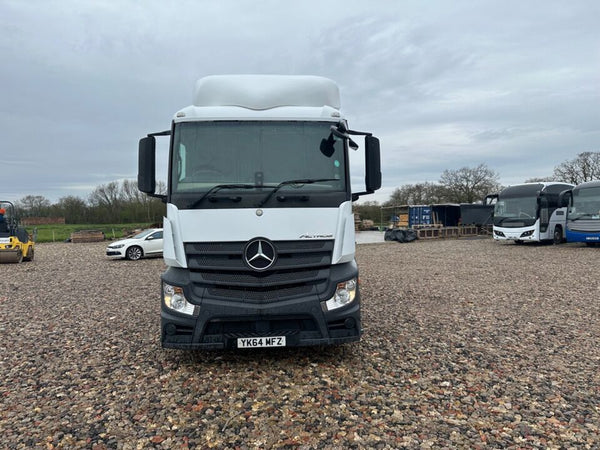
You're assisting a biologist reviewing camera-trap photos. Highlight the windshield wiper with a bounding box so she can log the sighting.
[495,216,528,225]
[495,217,512,225]
[190,184,260,208]
[257,178,338,207]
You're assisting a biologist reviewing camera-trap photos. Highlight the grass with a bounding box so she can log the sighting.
[28,223,155,243]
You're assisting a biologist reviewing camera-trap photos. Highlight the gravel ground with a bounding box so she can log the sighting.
[1,238,599,449]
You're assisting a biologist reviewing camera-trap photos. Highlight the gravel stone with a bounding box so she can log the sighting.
[1,238,599,448]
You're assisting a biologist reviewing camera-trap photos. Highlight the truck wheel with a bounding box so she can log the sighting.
[126,246,143,260]
[553,227,563,245]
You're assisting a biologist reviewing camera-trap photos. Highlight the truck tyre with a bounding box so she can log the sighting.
[553,226,563,245]
[126,246,143,260]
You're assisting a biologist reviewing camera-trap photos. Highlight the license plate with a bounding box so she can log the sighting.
[237,336,286,348]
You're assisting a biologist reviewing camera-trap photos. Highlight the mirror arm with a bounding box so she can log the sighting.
[149,130,171,137]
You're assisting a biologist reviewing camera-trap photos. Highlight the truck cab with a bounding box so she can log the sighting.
[138,75,381,349]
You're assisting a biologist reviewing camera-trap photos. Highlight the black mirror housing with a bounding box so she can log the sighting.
[558,189,572,208]
[365,136,381,192]
[138,136,156,195]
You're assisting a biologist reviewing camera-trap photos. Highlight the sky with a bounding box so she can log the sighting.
[1,0,599,205]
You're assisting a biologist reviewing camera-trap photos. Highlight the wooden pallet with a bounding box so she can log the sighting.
[416,226,478,239]
[70,230,105,243]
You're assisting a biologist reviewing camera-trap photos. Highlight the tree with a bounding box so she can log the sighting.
[87,179,166,224]
[88,181,122,223]
[353,201,381,224]
[384,182,445,206]
[438,163,500,204]
[16,195,51,217]
[553,151,600,184]
[53,196,89,224]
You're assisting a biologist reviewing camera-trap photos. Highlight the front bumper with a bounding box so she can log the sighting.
[493,228,538,241]
[160,263,362,350]
[106,249,125,258]
[565,230,600,243]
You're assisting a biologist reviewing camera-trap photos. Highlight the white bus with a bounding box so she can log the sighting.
[488,182,573,244]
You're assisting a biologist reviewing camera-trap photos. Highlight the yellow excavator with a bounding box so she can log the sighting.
[0,201,35,263]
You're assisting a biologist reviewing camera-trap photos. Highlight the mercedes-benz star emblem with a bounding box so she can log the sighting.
[244,238,276,271]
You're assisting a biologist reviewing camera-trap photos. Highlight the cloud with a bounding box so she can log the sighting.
[0,0,599,203]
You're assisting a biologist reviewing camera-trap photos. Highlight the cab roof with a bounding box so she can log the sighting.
[174,75,343,122]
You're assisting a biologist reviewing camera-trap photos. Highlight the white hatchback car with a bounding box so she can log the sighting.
[106,228,163,260]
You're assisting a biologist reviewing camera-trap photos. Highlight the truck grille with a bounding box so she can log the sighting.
[184,240,334,303]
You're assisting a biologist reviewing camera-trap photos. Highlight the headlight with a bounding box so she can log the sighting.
[325,278,357,311]
[110,244,125,249]
[163,283,196,316]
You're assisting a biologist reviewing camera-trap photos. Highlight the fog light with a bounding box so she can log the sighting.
[344,318,356,329]
[163,283,196,316]
[325,278,357,311]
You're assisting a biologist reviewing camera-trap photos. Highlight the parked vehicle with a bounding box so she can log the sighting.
[559,180,600,245]
[487,182,573,244]
[106,228,163,260]
[0,201,35,263]
[138,75,381,349]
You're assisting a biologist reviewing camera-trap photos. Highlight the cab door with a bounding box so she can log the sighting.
[145,230,163,255]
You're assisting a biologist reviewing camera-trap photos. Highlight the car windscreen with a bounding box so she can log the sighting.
[133,229,156,239]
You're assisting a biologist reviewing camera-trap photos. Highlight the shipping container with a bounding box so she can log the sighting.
[409,205,432,227]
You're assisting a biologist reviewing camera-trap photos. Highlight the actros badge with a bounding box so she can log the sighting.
[244,238,277,271]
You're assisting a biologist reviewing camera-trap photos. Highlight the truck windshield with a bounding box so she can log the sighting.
[570,186,600,220]
[171,121,346,195]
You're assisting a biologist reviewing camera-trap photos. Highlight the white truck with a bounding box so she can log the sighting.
[138,75,381,349]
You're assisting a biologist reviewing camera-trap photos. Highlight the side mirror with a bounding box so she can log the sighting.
[330,126,359,150]
[319,134,336,158]
[558,190,572,208]
[484,194,498,205]
[365,136,381,192]
[138,136,156,195]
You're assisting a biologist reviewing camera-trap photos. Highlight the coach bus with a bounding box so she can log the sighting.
[559,180,600,246]
[488,182,573,244]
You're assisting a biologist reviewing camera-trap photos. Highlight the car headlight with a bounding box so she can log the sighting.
[325,278,357,311]
[163,283,196,316]
[110,244,125,249]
